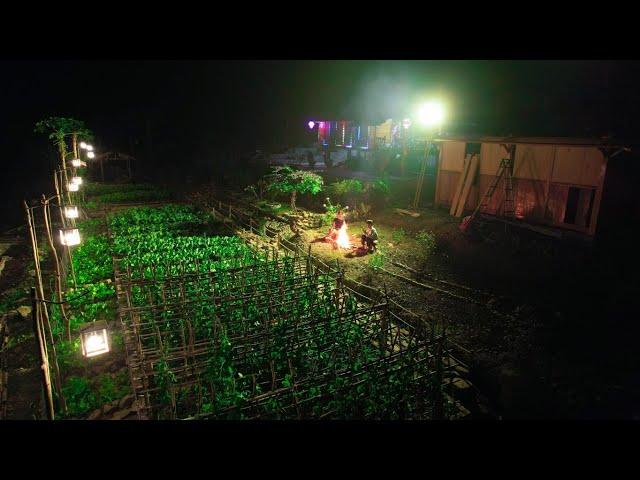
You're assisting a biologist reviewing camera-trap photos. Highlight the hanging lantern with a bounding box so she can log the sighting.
[64,205,79,219]
[87,151,95,159]
[67,182,79,192]
[80,321,110,358]
[59,228,81,246]
[71,159,86,168]
[71,176,83,185]
[80,142,88,149]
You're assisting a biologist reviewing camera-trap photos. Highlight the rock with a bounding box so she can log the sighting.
[118,394,135,410]
[16,306,32,319]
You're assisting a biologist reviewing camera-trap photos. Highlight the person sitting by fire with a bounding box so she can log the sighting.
[361,219,379,252]
[325,209,346,248]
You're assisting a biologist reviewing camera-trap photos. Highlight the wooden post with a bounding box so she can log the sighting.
[31,287,54,420]
[23,202,51,341]
[41,195,70,340]
[588,151,609,236]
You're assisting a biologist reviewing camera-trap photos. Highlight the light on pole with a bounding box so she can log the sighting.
[71,159,86,168]
[64,205,79,219]
[59,227,81,247]
[80,321,110,358]
[412,100,445,210]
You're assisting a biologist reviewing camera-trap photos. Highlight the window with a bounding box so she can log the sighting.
[563,187,595,227]
[464,142,481,156]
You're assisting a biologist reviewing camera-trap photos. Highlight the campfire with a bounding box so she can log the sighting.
[335,221,352,249]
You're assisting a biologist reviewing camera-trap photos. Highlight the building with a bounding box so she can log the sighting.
[434,136,628,236]
[314,119,407,150]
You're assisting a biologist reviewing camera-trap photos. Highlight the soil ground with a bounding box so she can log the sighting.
[289,205,640,419]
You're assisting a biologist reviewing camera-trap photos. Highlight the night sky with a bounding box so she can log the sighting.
[2,60,640,230]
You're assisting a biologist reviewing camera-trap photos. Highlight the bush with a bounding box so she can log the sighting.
[368,246,387,269]
[368,176,391,209]
[320,197,343,227]
[416,230,437,257]
[392,228,406,244]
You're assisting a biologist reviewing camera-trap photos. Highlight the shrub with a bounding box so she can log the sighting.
[416,230,437,257]
[368,176,391,209]
[392,228,406,244]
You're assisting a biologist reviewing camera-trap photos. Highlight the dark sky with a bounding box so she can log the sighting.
[3,60,640,151]
[2,60,640,229]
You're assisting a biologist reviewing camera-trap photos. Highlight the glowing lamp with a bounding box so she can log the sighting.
[71,159,86,167]
[71,176,83,185]
[64,205,79,219]
[87,151,95,159]
[80,321,110,358]
[86,144,94,151]
[402,118,412,129]
[417,101,445,127]
[68,182,80,192]
[59,228,81,246]
[308,121,315,129]
[80,142,88,149]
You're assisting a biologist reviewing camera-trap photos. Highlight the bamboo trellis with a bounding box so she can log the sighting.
[114,247,456,420]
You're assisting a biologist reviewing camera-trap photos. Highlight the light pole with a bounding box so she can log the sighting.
[411,101,445,211]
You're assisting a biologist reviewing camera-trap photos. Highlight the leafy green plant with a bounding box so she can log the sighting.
[62,376,98,417]
[328,179,363,201]
[392,228,406,244]
[320,197,343,227]
[416,230,437,257]
[368,175,391,209]
[368,246,387,269]
[266,166,323,210]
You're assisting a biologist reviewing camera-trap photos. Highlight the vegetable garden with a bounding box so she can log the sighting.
[33,183,461,420]
[104,201,458,420]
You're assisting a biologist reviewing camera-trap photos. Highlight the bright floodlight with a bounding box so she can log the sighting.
[417,101,445,127]
[71,176,83,185]
[80,321,110,358]
[67,182,79,192]
[64,205,79,219]
[80,142,88,149]
[87,151,95,159]
[308,121,315,130]
[59,228,81,246]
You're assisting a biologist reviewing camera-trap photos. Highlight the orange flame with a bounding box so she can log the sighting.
[336,221,352,249]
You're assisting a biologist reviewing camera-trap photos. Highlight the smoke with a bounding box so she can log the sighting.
[343,72,413,123]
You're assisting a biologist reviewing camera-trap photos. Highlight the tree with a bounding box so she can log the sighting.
[34,117,93,166]
[266,166,323,210]
[35,117,93,200]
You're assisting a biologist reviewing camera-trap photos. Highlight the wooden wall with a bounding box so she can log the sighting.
[435,141,608,235]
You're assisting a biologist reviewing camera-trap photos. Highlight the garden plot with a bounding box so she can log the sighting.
[114,251,452,420]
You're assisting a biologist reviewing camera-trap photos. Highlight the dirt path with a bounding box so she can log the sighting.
[0,230,44,420]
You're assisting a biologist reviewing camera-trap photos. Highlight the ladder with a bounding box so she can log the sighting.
[412,154,428,210]
[470,155,515,220]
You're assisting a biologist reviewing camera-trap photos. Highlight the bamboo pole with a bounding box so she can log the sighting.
[41,195,70,341]
[31,287,54,420]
